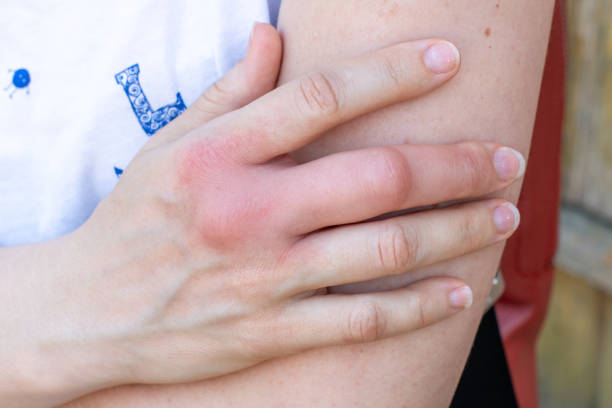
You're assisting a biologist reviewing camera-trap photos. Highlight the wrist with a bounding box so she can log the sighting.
[0,342,130,408]
[0,232,134,407]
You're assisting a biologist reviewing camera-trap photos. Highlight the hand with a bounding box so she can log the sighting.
[1,25,524,407]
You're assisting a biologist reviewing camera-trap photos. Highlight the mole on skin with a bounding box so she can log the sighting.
[485,27,491,37]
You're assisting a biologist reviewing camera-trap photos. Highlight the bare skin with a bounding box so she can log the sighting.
[1,25,526,408]
[58,1,555,407]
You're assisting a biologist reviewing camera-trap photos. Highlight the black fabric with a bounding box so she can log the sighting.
[450,308,519,408]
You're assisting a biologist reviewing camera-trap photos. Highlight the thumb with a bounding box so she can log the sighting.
[145,23,283,150]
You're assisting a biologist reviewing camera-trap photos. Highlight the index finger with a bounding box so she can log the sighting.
[213,39,461,164]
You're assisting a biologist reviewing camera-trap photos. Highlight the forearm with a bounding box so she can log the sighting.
[62,1,555,406]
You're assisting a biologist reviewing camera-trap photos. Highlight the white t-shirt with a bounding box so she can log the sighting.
[0,0,280,246]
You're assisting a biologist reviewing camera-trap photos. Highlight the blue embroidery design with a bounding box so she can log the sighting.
[4,68,30,98]
[114,167,124,177]
[115,64,186,136]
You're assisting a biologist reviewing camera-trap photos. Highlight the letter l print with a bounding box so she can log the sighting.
[115,64,186,136]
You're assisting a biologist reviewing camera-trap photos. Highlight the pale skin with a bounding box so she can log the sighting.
[59,1,555,407]
[1,24,525,408]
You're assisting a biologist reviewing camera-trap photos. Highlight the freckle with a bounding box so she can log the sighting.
[485,27,491,37]
[496,3,500,8]
[390,2,399,15]
[378,0,399,17]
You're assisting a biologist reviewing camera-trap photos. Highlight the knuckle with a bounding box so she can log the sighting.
[295,71,345,118]
[457,143,490,193]
[208,80,232,105]
[379,52,406,88]
[368,147,412,208]
[414,292,427,328]
[192,81,233,116]
[170,141,271,248]
[456,206,488,249]
[211,80,232,99]
[173,138,232,183]
[346,301,387,343]
[376,224,419,273]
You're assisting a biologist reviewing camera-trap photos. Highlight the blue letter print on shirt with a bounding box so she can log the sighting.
[115,64,186,136]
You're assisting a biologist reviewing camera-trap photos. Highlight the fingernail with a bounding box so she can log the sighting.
[493,202,521,234]
[493,147,526,181]
[423,41,460,74]
[449,286,473,309]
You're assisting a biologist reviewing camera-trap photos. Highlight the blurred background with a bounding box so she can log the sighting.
[537,1,612,407]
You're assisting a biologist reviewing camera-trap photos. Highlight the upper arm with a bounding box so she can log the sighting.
[250,1,554,405]
[256,2,554,405]
[279,0,554,163]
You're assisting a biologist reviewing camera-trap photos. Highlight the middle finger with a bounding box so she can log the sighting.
[281,141,525,234]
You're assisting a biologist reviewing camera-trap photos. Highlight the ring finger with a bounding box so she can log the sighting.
[284,199,519,294]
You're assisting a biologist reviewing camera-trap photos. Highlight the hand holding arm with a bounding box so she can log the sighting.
[1,25,523,408]
[58,20,531,408]
[60,1,555,406]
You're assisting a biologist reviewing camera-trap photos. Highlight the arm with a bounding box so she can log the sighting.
[63,2,553,406]
[7,24,523,408]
